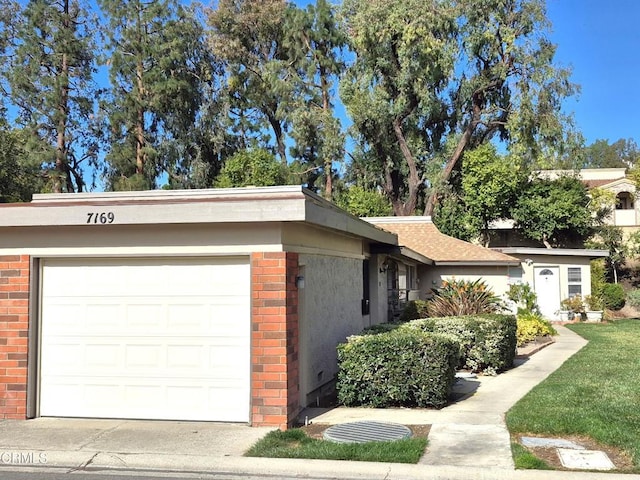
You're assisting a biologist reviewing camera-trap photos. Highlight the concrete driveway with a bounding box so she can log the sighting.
[0,417,273,469]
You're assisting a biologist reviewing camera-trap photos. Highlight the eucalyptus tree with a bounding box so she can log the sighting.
[5,0,99,193]
[341,0,578,216]
[340,0,457,215]
[100,0,209,190]
[426,0,580,215]
[582,138,640,169]
[207,0,296,165]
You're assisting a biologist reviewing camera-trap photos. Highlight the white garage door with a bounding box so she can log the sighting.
[39,257,251,422]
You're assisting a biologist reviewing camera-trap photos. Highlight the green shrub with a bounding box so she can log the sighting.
[336,329,459,408]
[399,301,420,322]
[425,279,502,317]
[402,314,517,374]
[516,312,557,347]
[590,259,607,301]
[507,283,540,315]
[627,288,640,309]
[603,283,625,310]
[415,300,429,317]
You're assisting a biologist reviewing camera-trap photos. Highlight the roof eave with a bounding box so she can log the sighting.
[495,247,609,258]
[434,260,521,267]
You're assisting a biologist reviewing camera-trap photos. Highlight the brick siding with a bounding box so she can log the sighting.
[0,255,30,419]
[250,252,300,429]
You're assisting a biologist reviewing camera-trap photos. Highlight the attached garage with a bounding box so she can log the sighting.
[39,257,251,422]
[0,186,403,428]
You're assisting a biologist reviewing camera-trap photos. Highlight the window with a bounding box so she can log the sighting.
[567,267,582,297]
[508,267,523,284]
[616,191,634,210]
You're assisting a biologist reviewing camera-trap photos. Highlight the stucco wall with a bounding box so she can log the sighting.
[419,265,512,299]
[297,254,368,407]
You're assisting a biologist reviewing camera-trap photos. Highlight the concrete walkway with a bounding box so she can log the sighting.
[304,325,588,469]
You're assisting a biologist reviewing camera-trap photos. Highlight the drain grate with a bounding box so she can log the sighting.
[323,421,412,444]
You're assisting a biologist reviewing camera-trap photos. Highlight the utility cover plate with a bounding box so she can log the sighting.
[557,448,616,470]
[323,421,412,444]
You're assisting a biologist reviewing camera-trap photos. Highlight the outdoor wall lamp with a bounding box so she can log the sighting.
[379,257,391,273]
[296,275,305,289]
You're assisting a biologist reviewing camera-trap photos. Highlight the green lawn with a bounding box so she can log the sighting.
[506,319,640,471]
[245,428,428,463]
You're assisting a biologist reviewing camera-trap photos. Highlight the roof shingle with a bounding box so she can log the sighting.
[366,217,520,265]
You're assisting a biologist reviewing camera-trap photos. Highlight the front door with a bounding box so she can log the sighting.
[534,266,561,320]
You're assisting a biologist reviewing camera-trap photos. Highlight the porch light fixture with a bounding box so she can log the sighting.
[379,257,391,273]
[296,275,305,289]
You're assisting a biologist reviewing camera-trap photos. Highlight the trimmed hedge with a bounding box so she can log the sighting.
[603,283,625,310]
[401,314,517,374]
[336,329,459,408]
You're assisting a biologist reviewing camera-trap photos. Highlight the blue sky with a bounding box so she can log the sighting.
[547,0,640,145]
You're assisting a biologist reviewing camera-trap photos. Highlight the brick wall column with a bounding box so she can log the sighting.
[250,252,299,429]
[0,255,30,419]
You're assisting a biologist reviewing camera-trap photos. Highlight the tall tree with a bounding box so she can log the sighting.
[341,0,578,216]
[340,0,456,215]
[6,0,98,193]
[207,0,296,165]
[287,0,346,199]
[426,0,580,214]
[582,138,640,169]
[100,0,208,190]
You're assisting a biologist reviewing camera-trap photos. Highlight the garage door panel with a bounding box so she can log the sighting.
[40,257,251,422]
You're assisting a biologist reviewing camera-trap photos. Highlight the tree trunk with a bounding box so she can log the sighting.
[135,60,145,175]
[321,67,332,200]
[134,6,146,178]
[424,119,474,216]
[424,91,486,216]
[391,117,420,216]
[54,0,71,194]
[267,112,287,165]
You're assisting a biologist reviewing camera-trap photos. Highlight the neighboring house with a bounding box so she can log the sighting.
[487,169,615,318]
[365,217,521,316]
[0,186,432,429]
[492,247,609,319]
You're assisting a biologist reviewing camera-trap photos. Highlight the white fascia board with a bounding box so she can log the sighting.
[0,197,307,227]
[495,247,609,258]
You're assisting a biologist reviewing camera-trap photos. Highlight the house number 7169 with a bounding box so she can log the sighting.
[86,212,115,224]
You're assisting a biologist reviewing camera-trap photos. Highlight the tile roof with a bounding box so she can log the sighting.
[583,179,625,189]
[367,217,520,264]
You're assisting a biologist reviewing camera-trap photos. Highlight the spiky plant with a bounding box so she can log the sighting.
[426,279,502,317]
